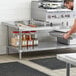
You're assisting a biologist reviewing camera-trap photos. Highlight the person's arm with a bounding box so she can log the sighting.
[68,19,76,34]
[63,19,76,39]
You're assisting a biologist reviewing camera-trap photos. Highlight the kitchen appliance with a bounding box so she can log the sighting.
[31,1,72,24]
[39,0,64,9]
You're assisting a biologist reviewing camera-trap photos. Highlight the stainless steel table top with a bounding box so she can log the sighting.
[57,53,76,66]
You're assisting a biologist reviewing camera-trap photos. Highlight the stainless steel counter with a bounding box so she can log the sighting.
[57,53,76,76]
[2,21,76,59]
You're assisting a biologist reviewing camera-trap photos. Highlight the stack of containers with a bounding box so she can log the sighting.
[10,31,38,47]
[11,20,38,47]
[11,31,19,46]
[31,31,38,46]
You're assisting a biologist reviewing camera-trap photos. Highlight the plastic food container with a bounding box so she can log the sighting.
[31,31,38,46]
[10,30,38,47]
[22,31,32,47]
[57,37,76,45]
[11,31,19,46]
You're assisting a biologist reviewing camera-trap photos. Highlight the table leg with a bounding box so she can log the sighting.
[19,31,22,59]
[19,52,22,60]
[7,47,9,55]
[7,26,9,54]
[66,63,71,76]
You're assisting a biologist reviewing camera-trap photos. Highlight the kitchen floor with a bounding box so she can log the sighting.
[0,49,76,76]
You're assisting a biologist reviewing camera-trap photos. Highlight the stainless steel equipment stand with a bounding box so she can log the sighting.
[57,54,76,76]
[19,31,22,59]
[7,25,10,55]
[3,21,76,60]
[66,63,71,76]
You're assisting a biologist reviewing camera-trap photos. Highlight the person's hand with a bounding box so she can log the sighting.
[63,32,71,39]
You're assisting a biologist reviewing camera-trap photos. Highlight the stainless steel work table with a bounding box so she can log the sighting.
[57,53,76,76]
[2,21,76,59]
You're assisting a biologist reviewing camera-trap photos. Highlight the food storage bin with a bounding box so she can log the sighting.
[10,31,19,46]
[22,31,32,46]
[31,31,38,46]
[57,37,76,45]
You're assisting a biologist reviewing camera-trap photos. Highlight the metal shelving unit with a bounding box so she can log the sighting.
[2,21,76,59]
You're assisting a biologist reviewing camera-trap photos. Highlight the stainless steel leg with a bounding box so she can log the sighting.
[19,52,22,60]
[7,47,9,55]
[7,26,9,54]
[66,63,71,76]
[19,31,22,59]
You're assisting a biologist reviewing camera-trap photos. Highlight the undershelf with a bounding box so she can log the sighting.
[8,40,76,52]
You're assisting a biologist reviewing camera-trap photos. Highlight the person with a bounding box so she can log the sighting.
[63,19,76,39]
[63,0,76,39]
[64,0,74,10]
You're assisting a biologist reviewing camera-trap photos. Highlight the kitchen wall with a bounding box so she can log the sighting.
[0,0,32,21]
[0,0,31,54]
[0,0,76,54]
